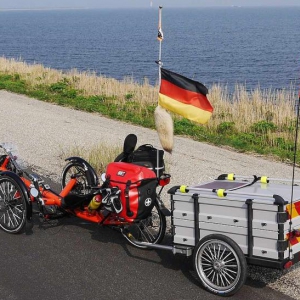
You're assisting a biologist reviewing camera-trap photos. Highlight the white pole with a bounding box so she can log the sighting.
[158,6,163,86]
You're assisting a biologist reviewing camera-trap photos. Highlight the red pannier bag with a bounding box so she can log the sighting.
[105,162,158,222]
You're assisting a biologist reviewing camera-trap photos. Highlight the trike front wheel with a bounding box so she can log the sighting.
[193,234,247,297]
[61,162,93,195]
[0,175,28,233]
[121,201,166,248]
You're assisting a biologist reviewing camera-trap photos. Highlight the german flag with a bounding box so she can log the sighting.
[159,68,213,124]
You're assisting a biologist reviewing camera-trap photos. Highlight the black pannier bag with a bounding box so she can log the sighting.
[127,144,165,177]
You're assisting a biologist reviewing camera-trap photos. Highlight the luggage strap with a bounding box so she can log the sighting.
[125,180,133,217]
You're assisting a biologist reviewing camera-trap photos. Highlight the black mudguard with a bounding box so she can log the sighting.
[156,197,171,216]
[0,171,32,221]
[65,156,99,186]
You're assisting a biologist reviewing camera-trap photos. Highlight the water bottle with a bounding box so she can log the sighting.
[88,195,102,211]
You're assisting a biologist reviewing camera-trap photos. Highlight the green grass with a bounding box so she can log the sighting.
[0,72,299,165]
[0,74,27,93]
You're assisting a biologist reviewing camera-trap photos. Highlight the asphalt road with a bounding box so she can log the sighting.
[0,214,293,300]
[0,177,293,300]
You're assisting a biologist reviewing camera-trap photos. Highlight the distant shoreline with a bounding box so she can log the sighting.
[0,8,89,12]
[1,6,300,12]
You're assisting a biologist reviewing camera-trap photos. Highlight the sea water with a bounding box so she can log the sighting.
[0,7,299,91]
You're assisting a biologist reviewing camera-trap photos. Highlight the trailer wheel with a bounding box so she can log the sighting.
[193,234,247,297]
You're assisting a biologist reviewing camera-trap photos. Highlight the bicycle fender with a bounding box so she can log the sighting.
[0,171,32,220]
[65,156,99,186]
[155,198,171,217]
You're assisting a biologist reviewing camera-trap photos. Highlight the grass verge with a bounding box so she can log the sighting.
[60,143,123,174]
[0,57,298,165]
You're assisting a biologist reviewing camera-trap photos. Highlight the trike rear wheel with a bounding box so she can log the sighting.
[0,175,28,233]
[121,201,166,248]
[193,234,247,296]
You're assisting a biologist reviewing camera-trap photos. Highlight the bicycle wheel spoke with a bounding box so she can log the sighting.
[224,267,237,274]
[224,257,236,264]
[7,211,14,228]
[219,247,226,260]
[11,207,22,221]
[224,264,238,269]
[208,246,216,260]
[195,238,245,295]
[213,243,217,259]
[13,204,23,214]
[219,272,225,287]
[222,250,232,261]
[207,269,214,282]
[122,202,165,249]
[0,183,5,196]
[7,182,14,198]
[9,208,19,225]
[0,177,27,233]
[139,221,153,242]
[0,213,5,223]
[203,268,213,274]
[203,248,214,261]
[217,243,221,259]
[141,223,155,241]
[222,269,235,281]
[216,273,219,286]
[201,256,212,264]
[220,270,231,285]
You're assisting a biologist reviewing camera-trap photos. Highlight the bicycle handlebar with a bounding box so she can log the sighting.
[0,144,40,183]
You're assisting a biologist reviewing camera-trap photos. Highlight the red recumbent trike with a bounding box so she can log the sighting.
[0,134,171,248]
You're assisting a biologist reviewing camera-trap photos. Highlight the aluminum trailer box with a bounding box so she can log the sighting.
[167,174,300,296]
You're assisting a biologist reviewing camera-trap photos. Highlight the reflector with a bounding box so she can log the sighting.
[284,261,293,269]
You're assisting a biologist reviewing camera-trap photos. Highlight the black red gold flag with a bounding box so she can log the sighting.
[159,68,213,124]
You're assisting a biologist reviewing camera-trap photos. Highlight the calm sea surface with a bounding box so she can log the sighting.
[0,7,299,91]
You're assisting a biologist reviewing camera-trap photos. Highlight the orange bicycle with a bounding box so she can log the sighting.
[0,135,171,248]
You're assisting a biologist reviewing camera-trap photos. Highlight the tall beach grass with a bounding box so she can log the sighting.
[0,57,298,164]
[60,143,122,174]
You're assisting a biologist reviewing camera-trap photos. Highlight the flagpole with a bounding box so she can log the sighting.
[157,6,163,86]
[155,5,174,154]
[157,5,163,172]
[287,80,300,260]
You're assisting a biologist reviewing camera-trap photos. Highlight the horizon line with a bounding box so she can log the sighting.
[1,5,300,11]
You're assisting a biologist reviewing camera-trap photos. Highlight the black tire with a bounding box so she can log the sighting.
[193,234,247,297]
[121,201,166,248]
[61,162,93,196]
[0,175,28,233]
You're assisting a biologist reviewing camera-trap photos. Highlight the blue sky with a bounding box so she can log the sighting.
[1,0,300,9]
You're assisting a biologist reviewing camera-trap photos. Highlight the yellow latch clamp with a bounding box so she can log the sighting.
[217,189,226,197]
[179,185,187,193]
[261,176,269,184]
[227,173,235,181]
